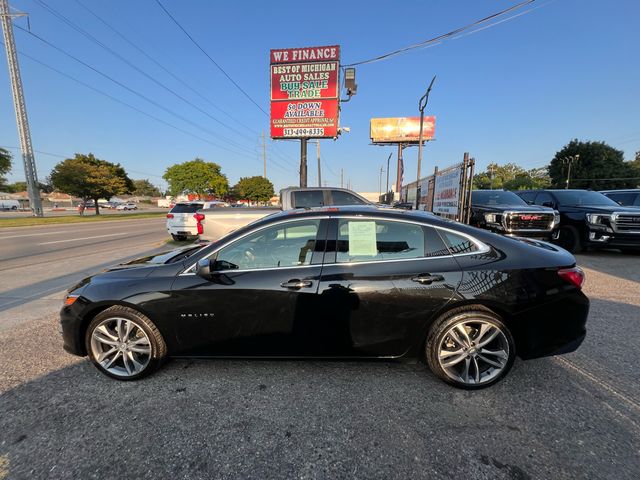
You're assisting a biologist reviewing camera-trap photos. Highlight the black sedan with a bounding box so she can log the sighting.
[60,207,589,389]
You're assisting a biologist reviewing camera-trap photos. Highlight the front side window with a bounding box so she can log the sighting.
[215,220,321,270]
[534,192,554,207]
[605,192,636,206]
[336,219,426,263]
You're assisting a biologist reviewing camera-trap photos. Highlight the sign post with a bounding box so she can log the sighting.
[270,45,341,187]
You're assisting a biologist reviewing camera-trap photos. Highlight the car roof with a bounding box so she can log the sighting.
[599,189,640,193]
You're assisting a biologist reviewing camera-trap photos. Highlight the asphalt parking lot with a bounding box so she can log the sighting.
[0,229,639,479]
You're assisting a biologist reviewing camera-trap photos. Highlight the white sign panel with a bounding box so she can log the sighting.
[433,168,461,215]
[348,221,377,256]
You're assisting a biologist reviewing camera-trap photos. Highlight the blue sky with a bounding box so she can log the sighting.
[1,0,638,193]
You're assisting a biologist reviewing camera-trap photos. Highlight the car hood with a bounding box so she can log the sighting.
[562,205,640,213]
[473,204,554,213]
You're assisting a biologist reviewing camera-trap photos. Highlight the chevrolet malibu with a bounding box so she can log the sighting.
[60,207,589,389]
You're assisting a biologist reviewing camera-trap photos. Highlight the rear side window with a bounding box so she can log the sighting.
[336,219,426,263]
[439,230,479,255]
[534,192,554,207]
[292,191,324,208]
[331,191,367,206]
[170,203,203,213]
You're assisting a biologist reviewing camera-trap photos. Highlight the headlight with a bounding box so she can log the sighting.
[553,211,561,227]
[586,213,611,225]
[484,213,500,224]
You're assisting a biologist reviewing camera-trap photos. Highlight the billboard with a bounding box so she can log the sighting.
[433,167,461,215]
[370,116,436,144]
[270,45,340,139]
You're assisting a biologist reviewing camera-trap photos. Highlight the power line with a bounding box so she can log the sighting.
[4,38,291,176]
[32,0,263,157]
[344,0,537,67]
[154,0,269,116]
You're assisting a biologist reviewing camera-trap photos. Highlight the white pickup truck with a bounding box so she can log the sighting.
[199,187,371,242]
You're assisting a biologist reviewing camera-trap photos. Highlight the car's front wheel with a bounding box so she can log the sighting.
[86,306,167,380]
[426,307,515,389]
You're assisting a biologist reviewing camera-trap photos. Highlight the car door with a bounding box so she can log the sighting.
[313,216,462,357]
[170,218,328,356]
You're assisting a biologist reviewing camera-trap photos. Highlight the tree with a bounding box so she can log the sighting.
[163,158,228,199]
[549,140,636,190]
[473,163,550,190]
[233,176,274,204]
[132,179,162,197]
[50,153,134,214]
[0,147,11,190]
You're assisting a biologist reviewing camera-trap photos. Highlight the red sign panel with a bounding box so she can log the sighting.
[270,100,339,138]
[270,45,340,139]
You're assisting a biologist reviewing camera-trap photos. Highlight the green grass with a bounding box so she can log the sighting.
[0,212,166,228]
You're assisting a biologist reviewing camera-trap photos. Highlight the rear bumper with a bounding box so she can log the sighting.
[167,225,198,236]
[513,291,589,360]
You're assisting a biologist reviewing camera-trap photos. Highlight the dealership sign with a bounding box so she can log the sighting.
[270,45,340,139]
[370,116,436,144]
[433,167,461,215]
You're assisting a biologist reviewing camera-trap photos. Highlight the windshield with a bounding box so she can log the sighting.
[472,190,527,206]
[553,190,619,206]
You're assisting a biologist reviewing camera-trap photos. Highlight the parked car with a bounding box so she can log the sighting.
[0,199,19,210]
[199,187,371,241]
[600,189,640,207]
[515,189,640,253]
[116,202,137,211]
[470,190,558,239]
[60,206,589,389]
[166,201,226,241]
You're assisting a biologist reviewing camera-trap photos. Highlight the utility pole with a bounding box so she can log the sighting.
[415,76,436,209]
[316,140,321,187]
[378,165,384,197]
[562,154,579,189]
[299,139,308,187]
[385,153,391,195]
[340,168,344,189]
[1,0,42,216]
[396,144,404,194]
[489,164,495,190]
[262,131,266,178]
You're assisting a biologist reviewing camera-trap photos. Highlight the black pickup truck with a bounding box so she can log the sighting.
[515,189,640,254]
[470,190,558,239]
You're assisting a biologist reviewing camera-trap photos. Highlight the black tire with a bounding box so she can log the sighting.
[425,306,516,390]
[172,234,187,241]
[620,247,640,255]
[555,225,582,253]
[85,305,167,381]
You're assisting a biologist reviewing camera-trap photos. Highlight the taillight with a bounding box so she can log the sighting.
[166,213,174,219]
[194,213,205,235]
[558,266,585,289]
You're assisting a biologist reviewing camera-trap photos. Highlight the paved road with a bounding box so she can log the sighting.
[0,218,169,329]
[0,238,639,479]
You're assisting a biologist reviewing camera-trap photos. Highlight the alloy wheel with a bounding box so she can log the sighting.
[90,317,152,378]
[437,319,510,386]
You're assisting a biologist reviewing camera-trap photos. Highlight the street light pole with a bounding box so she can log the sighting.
[563,154,580,189]
[415,75,436,210]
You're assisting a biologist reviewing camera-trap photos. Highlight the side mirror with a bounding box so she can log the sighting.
[196,258,238,280]
[196,258,213,279]
[542,201,554,208]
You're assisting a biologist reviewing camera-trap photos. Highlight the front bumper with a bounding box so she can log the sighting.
[60,301,88,357]
[585,229,640,248]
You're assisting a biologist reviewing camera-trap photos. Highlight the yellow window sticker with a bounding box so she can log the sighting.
[348,221,377,256]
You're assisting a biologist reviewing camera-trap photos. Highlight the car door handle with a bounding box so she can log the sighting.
[280,279,313,289]
[411,274,445,285]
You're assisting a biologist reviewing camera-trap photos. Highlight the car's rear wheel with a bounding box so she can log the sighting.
[555,225,582,253]
[86,306,166,380]
[426,307,515,389]
[171,234,187,241]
